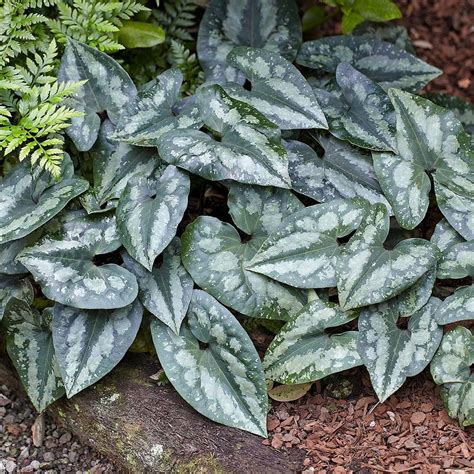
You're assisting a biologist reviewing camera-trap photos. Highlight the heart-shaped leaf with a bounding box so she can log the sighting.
[151,290,268,436]
[112,69,202,146]
[247,198,369,289]
[197,0,301,83]
[117,165,190,270]
[79,120,160,214]
[430,327,474,427]
[312,63,396,152]
[434,286,474,325]
[0,159,89,244]
[4,298,65,411]
[18,215,138,310]
[158,84,291,188]
[296,36,441,90]
[431,219,473,279]
[0,275,33,320]
[182,184,307,320]
[225,47,327,130]
[52,300,143,397]
[373,89,474,234]
[123,238,193,335]
[358,297,442,402]
[286,137,391,209]
[337,204,438,310]
[58,40,137,151]
[263,298,361,384]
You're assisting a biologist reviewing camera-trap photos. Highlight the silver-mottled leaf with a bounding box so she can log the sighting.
[337,204,438,310]
[197,0,301,83]
[52,300,142,397]
[296,36,441,90]
[286,138,391,209]
[151,290,268,436]
[225,47,327,130]
[0,160,89,245]
[158,85,291,188]
[247,198,369,289]
[425,93,474,135]
[117,165,189,271]
[0,275,33,320]
[4,298,65,411]
[434,286,474,325]
[358,297,442,402]
[58,40,137,151]
[0,231,41,274]
[312,63,396,152]
[353,22,415,53]
[263,298,361,384]
[123,238,193,335]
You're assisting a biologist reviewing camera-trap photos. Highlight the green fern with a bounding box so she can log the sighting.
[153,0,197,42]
[168,39,203,95]
[0,41,84,177]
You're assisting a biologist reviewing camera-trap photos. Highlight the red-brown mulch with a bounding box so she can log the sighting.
[265,371,473,473]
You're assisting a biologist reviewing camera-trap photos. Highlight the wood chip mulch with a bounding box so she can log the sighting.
[265,372,473,473]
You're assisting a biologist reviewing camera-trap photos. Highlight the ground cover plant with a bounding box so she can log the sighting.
[0,0,473,438]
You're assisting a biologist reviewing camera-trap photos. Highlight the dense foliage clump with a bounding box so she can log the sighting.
[0,0,473,435]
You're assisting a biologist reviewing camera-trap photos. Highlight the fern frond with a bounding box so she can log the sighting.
[153,0,197,43]
[168,39,203,95]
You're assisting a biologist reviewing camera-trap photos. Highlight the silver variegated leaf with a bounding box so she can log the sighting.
[52,301,142,397]
[123,238,193,335]
[430,327,474,427]
[286,138,391,209]
[158,85,291,188]
[4,298,65,411]
[373,89,474,233]
[0,275,33,320]
[112,69,202,146]
[247,198,369,289]
[431,218,473,279]
[58,40,137,151]
[358,297,442,402]
[434,286,474,325]
[197,0,301,83]
[0,231,41,275]
[224,47,327,130]
[296,36,441,90]
[79,120,160,214]
[353,23,415,53]
[263,298,361,384]
[425,93,474,135]
[0,160,89,245]
[336,204,438,310]
[312,63,396,152]
[151,290,268,436]
[117,165,189,271]
[18,221,138,309]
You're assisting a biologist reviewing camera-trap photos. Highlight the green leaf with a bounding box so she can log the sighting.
[312,63,396,152]
[79,120,160,214]
[58,40,137,151]
[4,298,65,412]
[112,70,202,146]
[247,198,369,289]
[342,0,401,34]
[430,327,474,427]
[0,159,89,245]
[150,290,268,436]
[302,5,327,31]
[52,300,143,397]
[268,382,312,401]
[434,286,474,325]
[373,90,474,236]
[358,297,442,402]
[197,0,301,83]
[158,85,291,188]
[117,165,190,271]
[225,47,327,130]
[118,20,165,48]
[182,184,307,320]
[431,219,473,279]
[336,204,439,310]
[297,36,441,90]
[287,138,392,209]
[0,275,34,320]
[123,238,193,335]
[263,298,361,384]
[18,216,138,310]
